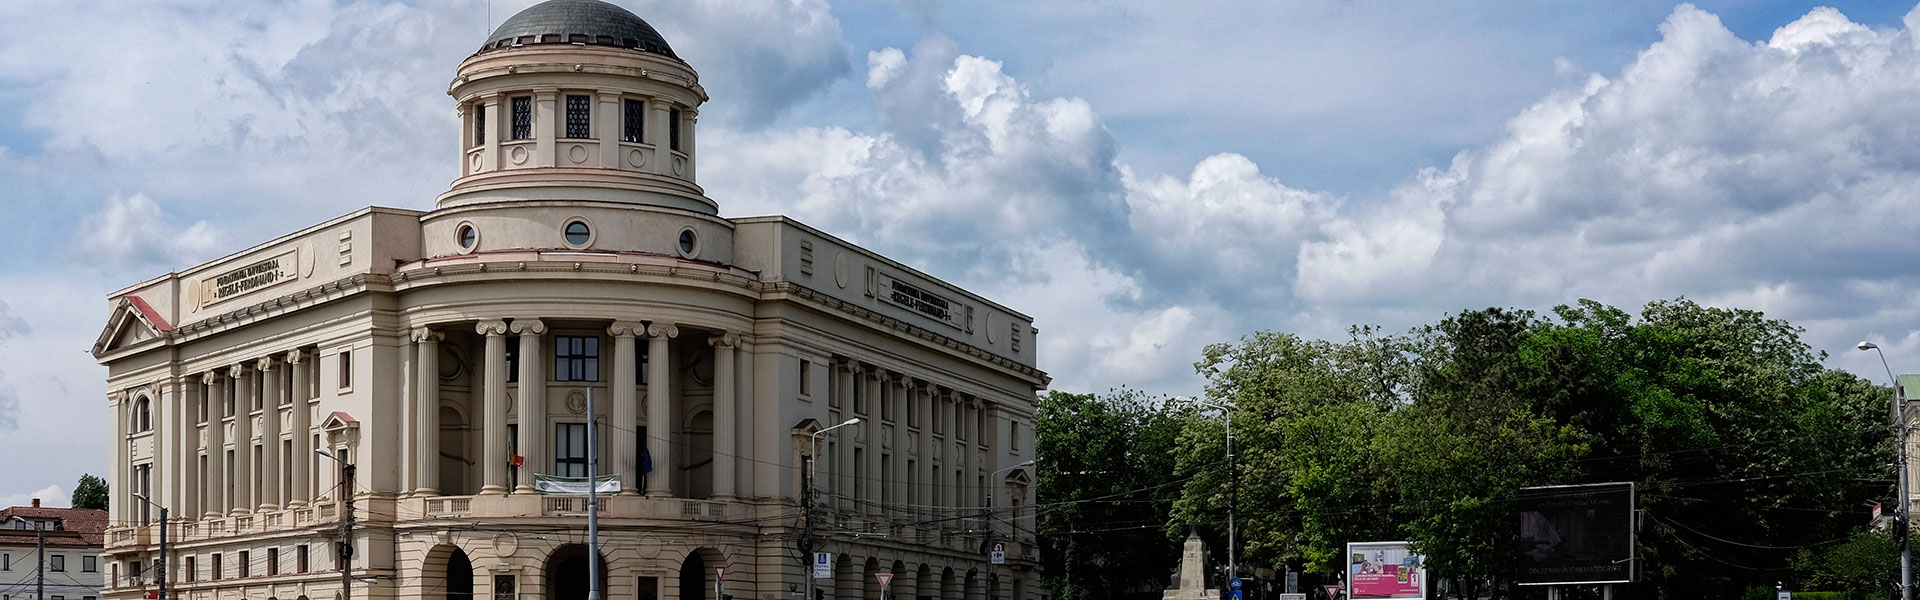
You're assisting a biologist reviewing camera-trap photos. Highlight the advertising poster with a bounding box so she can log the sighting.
[1346,542,1426,600]
[1514,482,1635,585]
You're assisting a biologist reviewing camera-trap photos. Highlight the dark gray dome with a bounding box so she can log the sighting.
[478,0,676,58]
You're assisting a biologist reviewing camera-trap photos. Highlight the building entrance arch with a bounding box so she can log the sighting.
[545,544,609,600]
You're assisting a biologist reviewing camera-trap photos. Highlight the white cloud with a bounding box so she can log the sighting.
[626,0,852,126]
[0,485,67,510]
[73,193,221,270]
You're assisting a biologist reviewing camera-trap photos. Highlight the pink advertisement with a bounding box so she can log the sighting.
[1346,542,1426,599]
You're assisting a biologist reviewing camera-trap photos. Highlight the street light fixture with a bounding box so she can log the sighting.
[804,417,861,600]
[1861,340,1911,600]
[1196,399,1239,585]
[316,448,358,600]
[130,493,168,600]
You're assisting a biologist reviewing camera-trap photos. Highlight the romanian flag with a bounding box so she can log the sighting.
[509,454,525,467]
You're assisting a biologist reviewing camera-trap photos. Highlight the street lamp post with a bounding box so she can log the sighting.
[805,418,861,600]
[987,460,1035,600]
[316,448,357,600]
[130,493,167,600]
[1198,400,1238,585]
[1860,340,1911,600]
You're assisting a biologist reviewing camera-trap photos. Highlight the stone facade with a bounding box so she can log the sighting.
[92,3,1048,600]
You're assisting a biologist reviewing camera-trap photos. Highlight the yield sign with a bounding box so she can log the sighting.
[714,566,726,582]
[876,573,894,590]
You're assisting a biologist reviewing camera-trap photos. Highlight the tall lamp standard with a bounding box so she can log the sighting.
[986,459,1035,600]
[316,448,358,600]
[805,418,861,600]
[130,493,168,600]
[1860,340,1911,600]
[1196,399,1238,585]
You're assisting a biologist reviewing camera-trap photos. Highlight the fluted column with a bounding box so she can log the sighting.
[710,333,738,500]
[202,371,226,519]
[644,323,677,497]
[608,322,642,495]
[258,356,283,511]
[915,381,935,519]
[230,363,254,516]
[108,392,125,523]
[478,321,511,495]
[734,335,755,497]
[287,350,311,507]
[413,328,444,496]
[513,319,548,494]
[887,374,907,518]
[834,361,856,511]
[863,368,882,517]
[176,380,201,517]
[936,389,955,513]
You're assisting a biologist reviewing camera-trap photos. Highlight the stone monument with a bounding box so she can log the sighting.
[1163,530,1214,600]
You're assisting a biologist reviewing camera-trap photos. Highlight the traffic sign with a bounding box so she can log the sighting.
[990,542,1007,564]
[876,573,894,590]
[1230,577,1243,590]
[813,552,832,578]
[715,566,726,582]
[1777,592,1792,600]
[144,591,159,600]
[1230,591,1242,600]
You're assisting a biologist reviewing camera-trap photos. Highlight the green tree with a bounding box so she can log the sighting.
[1792,529,1897,598]
[1037,389,1185,600]
[72,473,108,510]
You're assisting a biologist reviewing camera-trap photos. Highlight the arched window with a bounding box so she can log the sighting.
[132,395,151,433]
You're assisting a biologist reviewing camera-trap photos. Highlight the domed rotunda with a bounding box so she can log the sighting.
[95,2,1046,600]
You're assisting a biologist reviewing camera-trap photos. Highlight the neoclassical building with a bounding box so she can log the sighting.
[91,2,1048,600]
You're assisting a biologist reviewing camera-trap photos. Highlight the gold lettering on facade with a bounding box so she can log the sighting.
[200,250,300,307]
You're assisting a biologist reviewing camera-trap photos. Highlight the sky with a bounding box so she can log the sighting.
[3,0,1920,508]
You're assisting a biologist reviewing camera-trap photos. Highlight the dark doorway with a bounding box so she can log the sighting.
[447,548,474,600]
[679,551,706,600]
[545,544,609,600]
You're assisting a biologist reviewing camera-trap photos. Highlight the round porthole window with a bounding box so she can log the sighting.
[563,219,592,247]
[455,223,478,252]
[676,227,699,258]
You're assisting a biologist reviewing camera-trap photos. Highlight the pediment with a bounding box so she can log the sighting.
[92,296,172,358]
[1003,468,1032,486]
[321,411,360,432]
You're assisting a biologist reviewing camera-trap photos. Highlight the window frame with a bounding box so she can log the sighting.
[510,96,533,140]
[553,335,601,382]
[474,103,487,147]
[564,94,593,139]
[82,555,97,573]
[622,99,645,144]
[554,422,589,477]
[49,554,65,572]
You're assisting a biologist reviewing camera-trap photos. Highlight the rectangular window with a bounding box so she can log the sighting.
[474,103,487,146]
[565,95,592,139]
[239,551,250,578]
[635,346,650,385]
[1011,419,1020,451]
[554,422,588,477]
[853,377,865,415]
[623,99,645,143]
[668,108,682,152]
[798,359,811,398]
[186,556,196,582]
[495,575,518,600]
[268,548,279,576]
[50,555,64,572]
[554,335,600,382]
[82,555,96,573]
[297,545,309,574]
[338,349,353,390]
[507,343,520,383]
[3,552,9,570]
[635,576,658,600]
[636,425,649,491]
[212,553,222,580]
[511,96,532,140]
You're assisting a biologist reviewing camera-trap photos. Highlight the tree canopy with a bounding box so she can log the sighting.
[72,473,108,510]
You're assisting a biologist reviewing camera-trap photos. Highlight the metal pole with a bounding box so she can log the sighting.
[1227,414,1236,583]
[342,460,356,600]
[805,433,818,600]
[158,506,168,600]
[36,524,44,600]
[588,388,602,600]
[1864,343,1911,600]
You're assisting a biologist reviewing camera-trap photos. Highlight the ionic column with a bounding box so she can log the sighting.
[478,321,511,495]
[834,361,856,511]
[108,392,125,524]
[288,350,311,507]
[734,335,756,497]
[863,368,882,517]
[533,89,557,168]
[202,371,226,519]
[176,380,201,517]
[644,323,678,497]
[413,328,444,496]
[513,319,548,494]
[229,363,254,516]
[887,374,907,518]
[710,333,738,500]
[937,389,955,512]
[256,356,282,511]
[682,108,697,180]
[915,381,934,519]
[607,322,643,495]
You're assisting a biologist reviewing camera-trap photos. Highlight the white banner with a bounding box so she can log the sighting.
[533,474,620,494]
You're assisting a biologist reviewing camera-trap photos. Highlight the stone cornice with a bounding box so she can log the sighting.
[766,281,1050,386]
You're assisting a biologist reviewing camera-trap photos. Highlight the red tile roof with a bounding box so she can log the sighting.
[0,505,109,548]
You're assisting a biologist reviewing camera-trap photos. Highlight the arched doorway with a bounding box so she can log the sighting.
[447,548,474,600]
[679,550,706,600]
[545,544,609,600]
[677,548,727,600]
[914,564,933,600]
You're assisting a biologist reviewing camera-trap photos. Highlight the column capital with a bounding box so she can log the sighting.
[412,327,446,343]
[476,320,511,336]
[202,370,226,385]
[608,321,646,337]
[708,332,739,348]
[911,378,932,392]
[227,362,250,378]
[734,333,754,347]
[511,318,548,336]
[645,322,679,339]
[256,356,278,372]
[285,348,306,365]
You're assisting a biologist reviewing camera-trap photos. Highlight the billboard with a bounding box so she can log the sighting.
[1346,542,1426,600]
[1515,482,1635,585]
